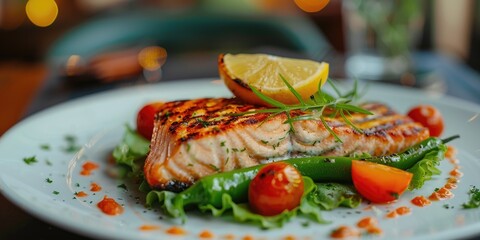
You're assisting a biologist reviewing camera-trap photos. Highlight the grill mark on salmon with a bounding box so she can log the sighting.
[144,98,429,191]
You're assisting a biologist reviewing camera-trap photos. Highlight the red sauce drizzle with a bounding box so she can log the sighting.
[396,206,411,215]
[357,216,383,235]
[283,235,296,240]
[80,161,99,176]
[428,187,454,201]
[447,177,460,184]
[411,196,431,207]
[90,182,102,192]
[139,225,161,231]
[386,206,411,218]
[222,234,235,240]
[357,216,377,228]
[445,146,457,159]
[242,235,254,240]
[330,225,360,239]
[75,191,88,198]
[198,230,214,239]
[444,182,458,190]
[166,226,186,235]
[449,168,463,178]
[97,196,123,215]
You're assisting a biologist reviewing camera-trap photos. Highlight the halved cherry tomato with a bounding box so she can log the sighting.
[351,160,413,203]
[407,105,444,137]
[248,162,304,216]
[136,102,164,140]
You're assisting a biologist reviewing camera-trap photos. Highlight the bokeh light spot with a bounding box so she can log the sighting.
[25,0,58,27]
[138,46,167,71]
[294,0,330,13]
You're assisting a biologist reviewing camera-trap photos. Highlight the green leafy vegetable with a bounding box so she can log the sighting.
[310,183,362,210]
[406,143,446,190]
[147,177,332,229]
[462,186,480,209]
[112,124,150,177]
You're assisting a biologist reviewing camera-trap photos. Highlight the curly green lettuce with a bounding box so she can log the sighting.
[112,124,150,178]
[407,143,447,190]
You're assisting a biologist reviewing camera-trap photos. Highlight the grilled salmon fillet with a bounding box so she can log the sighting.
[144,98,429,191]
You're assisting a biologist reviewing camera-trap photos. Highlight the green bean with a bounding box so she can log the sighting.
[172,135,459,209]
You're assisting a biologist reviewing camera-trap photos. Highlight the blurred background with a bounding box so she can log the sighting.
[0,0,480,238]
[1,0,480,134]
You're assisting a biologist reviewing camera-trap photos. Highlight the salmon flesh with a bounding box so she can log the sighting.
[143,98,429,192]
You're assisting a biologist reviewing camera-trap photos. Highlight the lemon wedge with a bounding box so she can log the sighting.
[219,53,329,106]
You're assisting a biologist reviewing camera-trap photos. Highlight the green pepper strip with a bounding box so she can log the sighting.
[167,135,459,216]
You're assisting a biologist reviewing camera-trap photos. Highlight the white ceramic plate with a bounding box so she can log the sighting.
[1,79,479,240]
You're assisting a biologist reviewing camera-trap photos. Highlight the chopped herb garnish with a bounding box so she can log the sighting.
[53,191,60,195]
[117,183,128,191]
[462,186,480,209]
[75,183,80,187]
[443,204,453,209]
[220,141,226,147]
[45,159,53,166]
[209,164,220,172]
[301,221,310,227]
[239,76,371,142]
[23,156,37,165]
[195,118,210,127]
[40,144,50,150]
[188,163,194,167]
[186,143,191,152]
[62,135,81,153]
[46,178,53,183]
[434,188,440,192]
[261,140,269,144]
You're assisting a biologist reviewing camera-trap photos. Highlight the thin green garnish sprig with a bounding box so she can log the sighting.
[246,75,372,142]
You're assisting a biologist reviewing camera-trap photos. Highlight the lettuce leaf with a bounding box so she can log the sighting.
[311,183,362,210]
[146,177,364,229]
[112,124,150,177]
[407,143,447,190]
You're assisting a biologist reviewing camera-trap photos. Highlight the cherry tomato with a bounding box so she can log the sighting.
[351,160,413,204]
[136,102,164,140]
[248,162,304,216]
[407,105,444,137]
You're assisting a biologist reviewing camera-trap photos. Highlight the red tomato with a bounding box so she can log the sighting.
[248,162,304,216]
[407,105,444,137]
[136,102,164,140]
[351,160,413,204]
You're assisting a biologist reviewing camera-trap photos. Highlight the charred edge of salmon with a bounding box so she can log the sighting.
[155,98,272,143]
[156,180,192,192]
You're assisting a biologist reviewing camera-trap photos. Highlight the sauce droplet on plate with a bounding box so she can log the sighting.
[330,225,360,238]
[411,196,431,207]
[90,182,102,192]
[81,161,99,176]
[97,196,123,215]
